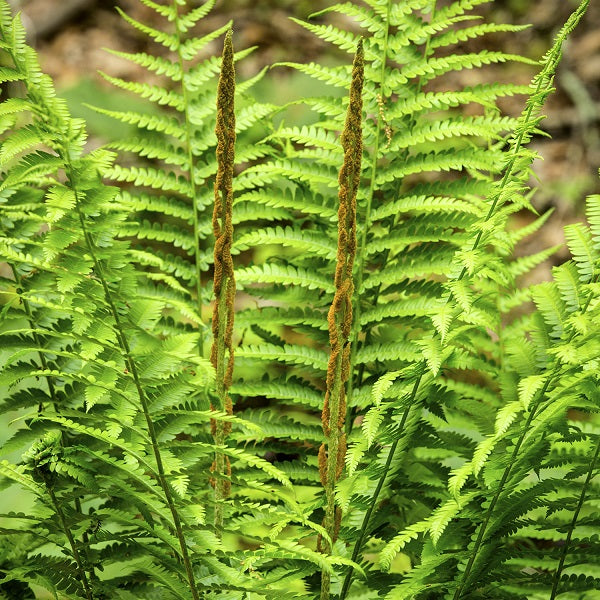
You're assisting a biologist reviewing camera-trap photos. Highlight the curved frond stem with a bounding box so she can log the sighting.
[339,372,423,600]
[454,275,597,599]
[63,165,201,600]
[7,284,98,582]
[45,482,94,600]
[452,377,551,598]
[211,29,236,534]
[9,263,59,412]
[9,275,98,586]
[457,0,590,281]
[6,269,97,584]
[451,5,590,596]
[549,435,600,599]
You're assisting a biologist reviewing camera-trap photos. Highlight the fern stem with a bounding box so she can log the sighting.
[320,39,364,600]
[9,264,58,412]
[10,268,98,585]
[549,436,600,599]
[65,167,202,600]
[454,273,597,598]
[211,29,236,534]
[451,283,594,599]
[172,0,206,342]
[452,381,549,598]
[459,1,588,280]
[339,373,423,600]
[45,482,94,600]
[3,20,202,599]
[346,0,438,423]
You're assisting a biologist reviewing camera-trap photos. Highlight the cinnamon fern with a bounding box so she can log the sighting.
[0,0,598,598]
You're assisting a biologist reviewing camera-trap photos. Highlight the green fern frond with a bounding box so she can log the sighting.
[1,0,596,598]
[236,263,335,293]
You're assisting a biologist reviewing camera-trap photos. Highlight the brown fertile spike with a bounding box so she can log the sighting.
[319,39,364,600]
[334,507,343,541]
[336,434,347,479]
[318,443,327,487]
[211,28,236,387]
[211,29,237,533]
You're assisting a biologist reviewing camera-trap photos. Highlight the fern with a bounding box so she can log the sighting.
[1,0,598,598]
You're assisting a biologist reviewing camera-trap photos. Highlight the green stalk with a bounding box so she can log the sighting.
[549,436,600,599]
[9,279,96,583]
[345,0,391,412]
[211,30,236,534]
[451,5,590,596]
[18,281,98,584]
[172,0,206,343]
[45,483,94,600]
[320,39,364,600]
[454,271,598,599]
[12,265,98,584]
[3,17,202,599]
[18,277,97,584]
[452,381,550,598]
[339,373,423,600]
[65,166,201,600]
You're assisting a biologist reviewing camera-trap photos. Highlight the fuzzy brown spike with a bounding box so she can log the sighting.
[322,395,331,436]
[318,443,327,487]
[336,434,347,479]
[211,28,236,388]
[334,507,343,541]
[223,396,233,436]
[211,29,236,534]
[319,39,364,600]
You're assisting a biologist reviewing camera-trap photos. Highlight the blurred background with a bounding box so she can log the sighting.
[9,0,600,261]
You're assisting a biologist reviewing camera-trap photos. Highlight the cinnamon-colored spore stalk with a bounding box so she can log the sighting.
[211,29,236,533]
[319,38,364,600]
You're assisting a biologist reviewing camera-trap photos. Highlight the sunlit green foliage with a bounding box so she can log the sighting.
[0,0,598,599]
